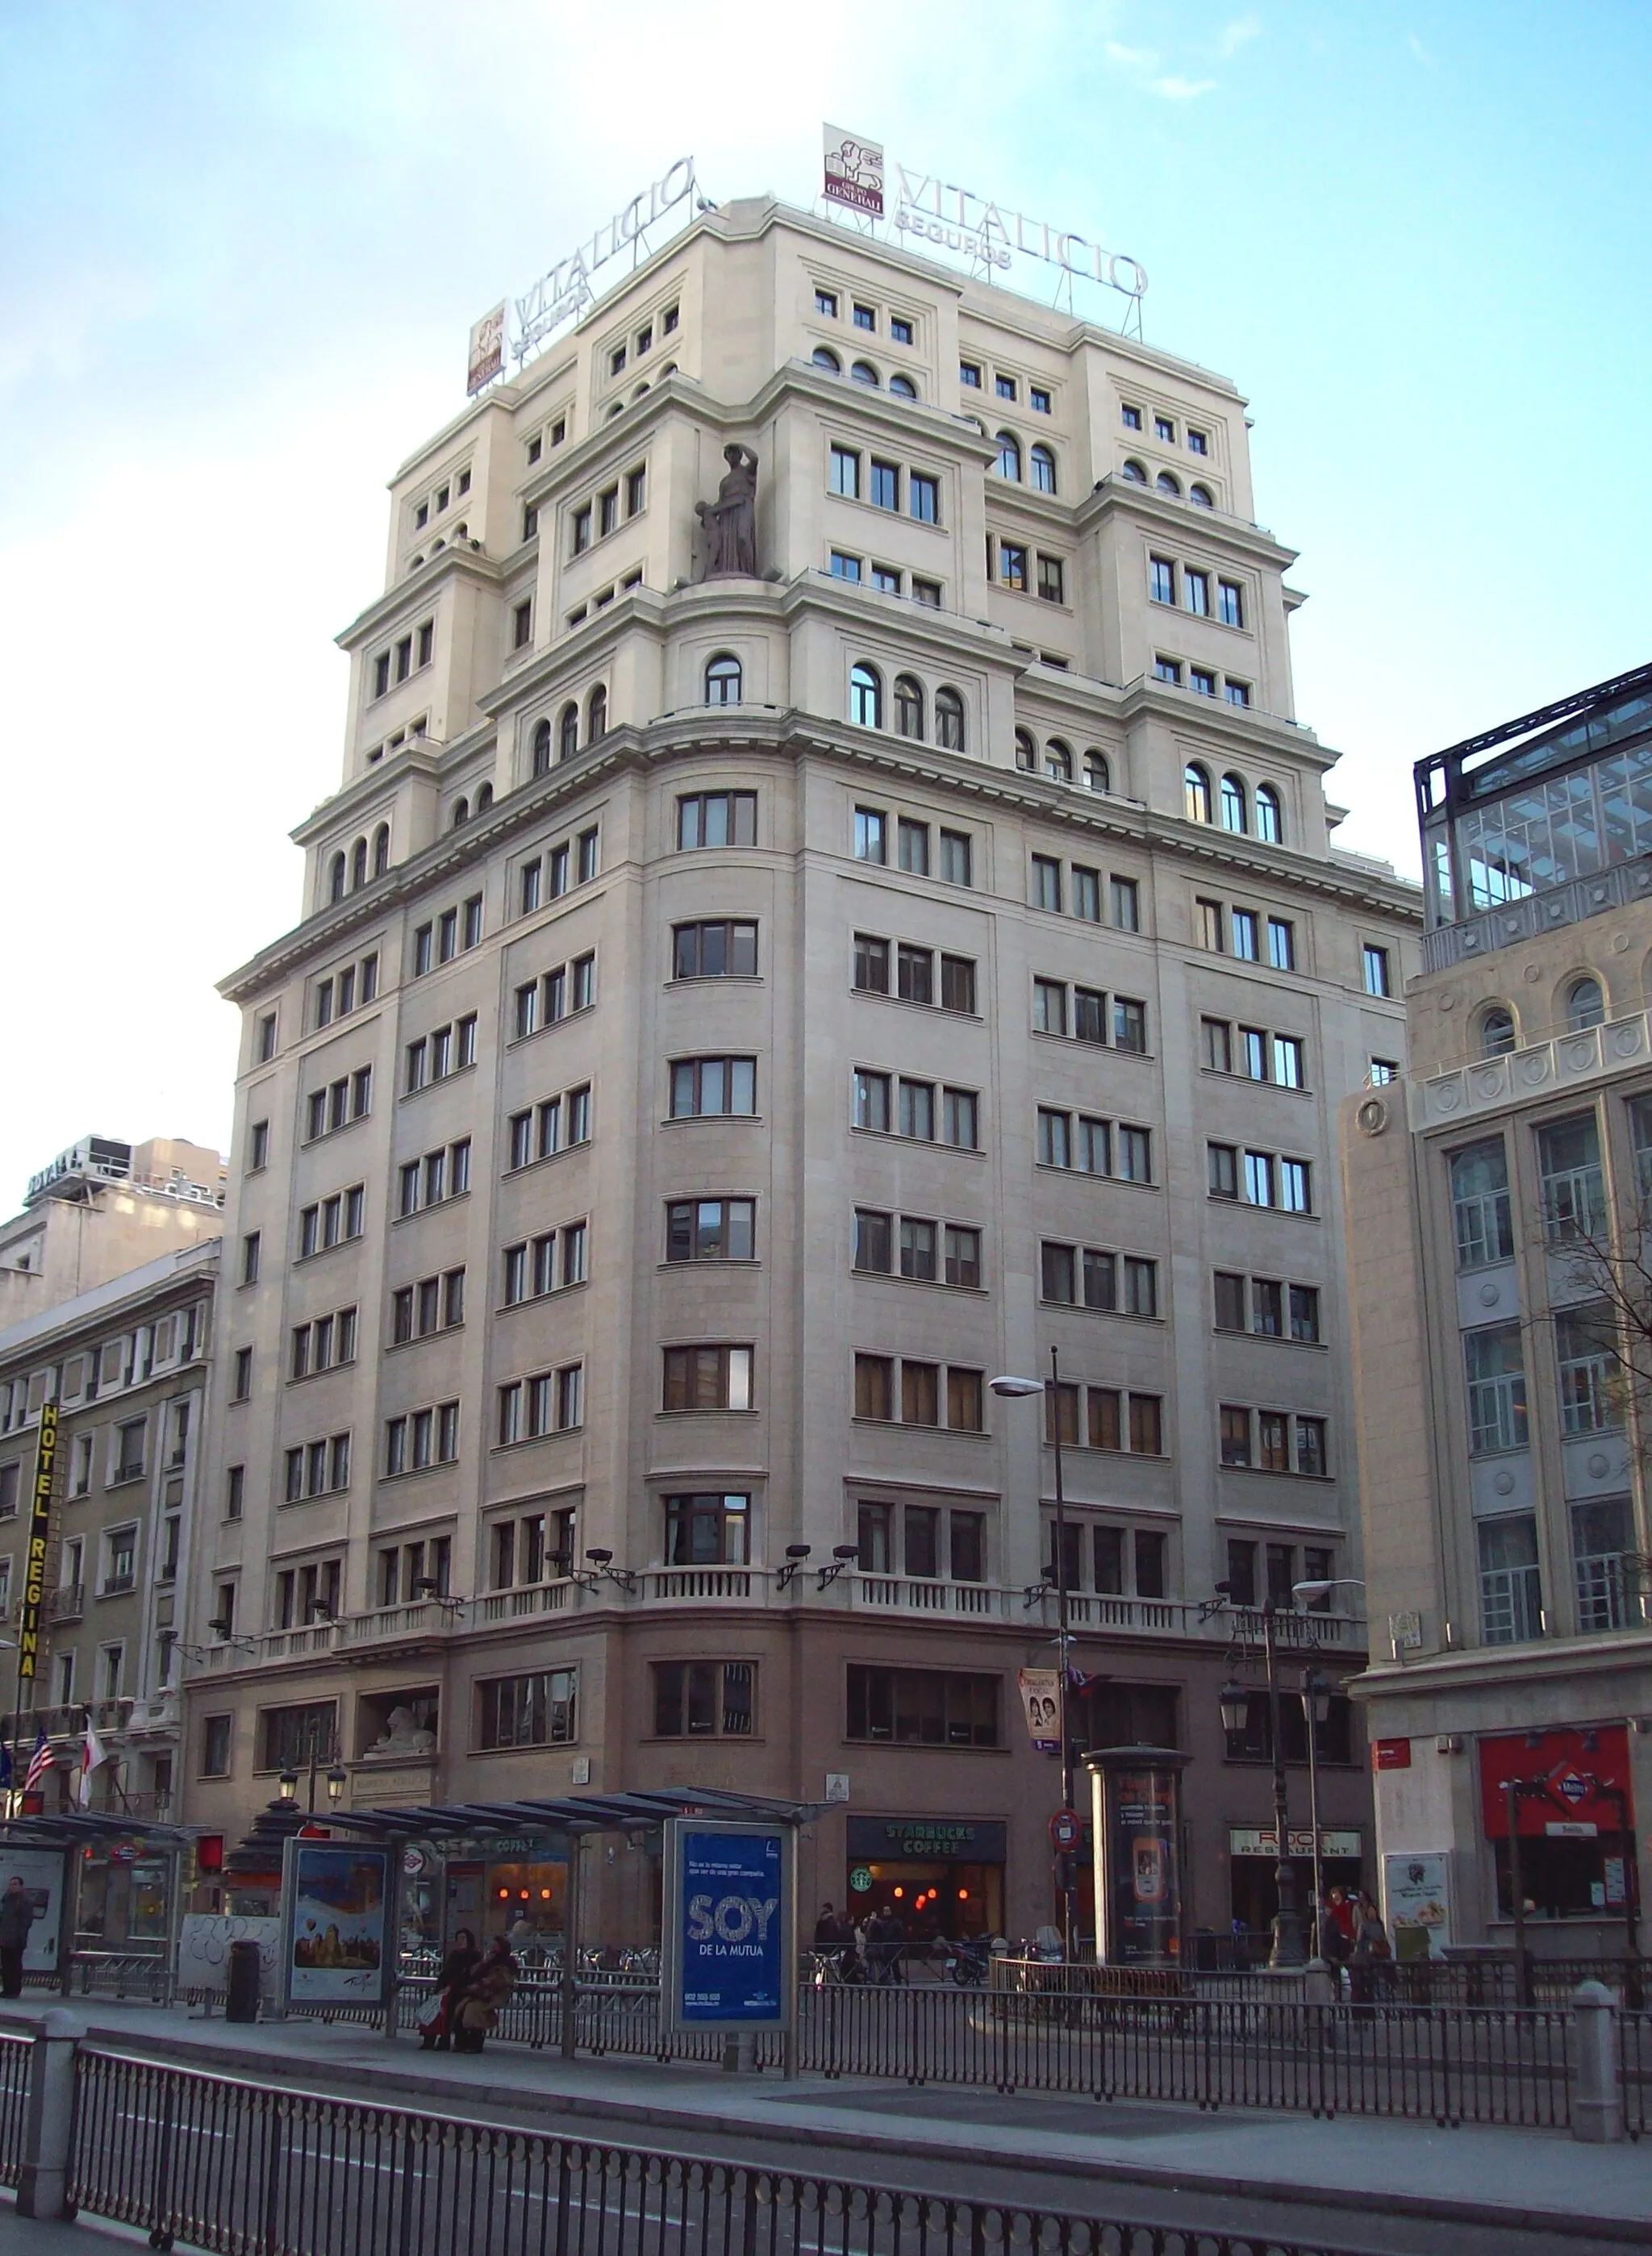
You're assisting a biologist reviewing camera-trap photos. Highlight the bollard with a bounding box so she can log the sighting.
[1570,1979,1624,2143]
[1303,1958,1337,2007]
[18,2008,87,2221]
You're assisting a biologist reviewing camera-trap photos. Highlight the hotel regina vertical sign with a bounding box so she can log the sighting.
[18,1402,59,1680]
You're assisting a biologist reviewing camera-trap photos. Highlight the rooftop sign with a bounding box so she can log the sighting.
[469,158,699,389]
[823,125,1147,308]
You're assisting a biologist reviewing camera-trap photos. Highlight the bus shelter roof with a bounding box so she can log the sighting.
[332,1786,820,1844]
[0,1812,197,1849]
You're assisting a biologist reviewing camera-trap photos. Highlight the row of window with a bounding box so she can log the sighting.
[809,346,920,399]
[507,1084,594,1166]
[828,444,941,523]
[852,932,976,1012]
[569,464,647,557]
[386,1400,460,1476]
[415,895,483,974]
[0,1311,206,1437]
[1023,848,1141,928]
[1474,976,1608,1057]
[853,804,973,883]
[1121,402,1209,453]
[1149,556,1244,626]
[825,553,944,605]
[602,302,679,379]
[406,1016,477,1092]
[987,533,1064,599]
[1200,1016,1306,1090]
[503,1222,588,1303]
[853,1211,981,1289]
[1195,894,1296,967]
[1012,735,1113,792]
[815,289,916,348]
[853,1071,978,1146]
[1184,769,1283,842]
[1040,1240,1159,1318]
[987,432,1058,491]
[514,954,596,1036]
[1035,1109,1153,1182]
[1155,655,1251,706]
[1031,973,1148,1053]
[1208,1142,1314,1213]
[519,824,601,910]
[369,619,434,701]
[313,953,379,1030]
[1120,461,1216,507]
[961,363,1053,415]
[325,825,390,905]
[1218,1404,1330,1478]
[530,693,607,774]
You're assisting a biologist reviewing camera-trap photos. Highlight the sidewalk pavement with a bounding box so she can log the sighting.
[1,2000,1646,2249]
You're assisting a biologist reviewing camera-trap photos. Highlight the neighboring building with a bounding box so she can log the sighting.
[183,193,1418,1948]
[0,1236,219,1826]
[0,1136,225,1331]
[1345,661,1652,1957]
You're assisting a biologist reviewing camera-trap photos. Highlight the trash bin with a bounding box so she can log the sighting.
[226,1939,261,2023]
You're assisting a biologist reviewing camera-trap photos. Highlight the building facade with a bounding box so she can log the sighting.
[0,1136,224,1332]
[0,1236,219,1857]
[1345,662,1652,1957]
[182,194,1417,1948]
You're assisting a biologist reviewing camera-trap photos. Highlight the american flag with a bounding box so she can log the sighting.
[23,1725,52,1795]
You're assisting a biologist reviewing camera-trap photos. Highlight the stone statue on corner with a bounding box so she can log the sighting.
[694,443,759,579]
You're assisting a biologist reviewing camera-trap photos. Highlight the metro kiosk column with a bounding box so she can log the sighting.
[1086,1747,1187,1967]
[662,1816,796,2075]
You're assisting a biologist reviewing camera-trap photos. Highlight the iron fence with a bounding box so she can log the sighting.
[0,2029,30,2189]
[66,2045,1376,2256]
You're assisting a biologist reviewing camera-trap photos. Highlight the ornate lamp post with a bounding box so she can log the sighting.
[1218,1595,1305,1970]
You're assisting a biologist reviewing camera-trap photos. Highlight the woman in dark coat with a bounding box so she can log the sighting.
[422,1927,481,2050]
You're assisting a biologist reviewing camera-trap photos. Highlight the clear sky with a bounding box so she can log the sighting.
[2,0,1649,1210]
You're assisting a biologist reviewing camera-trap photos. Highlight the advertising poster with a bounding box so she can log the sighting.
[177,1913,282,1995]
[0,1846,65,1970]
[1017,1668,1060,1754]
[1094,1761,1183,1965]
[1383,1854,1452,1958]
[466,301,506,395]
[665,1820,792,2031]
[282,1842,392,2003]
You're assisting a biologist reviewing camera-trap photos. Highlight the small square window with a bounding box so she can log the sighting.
[995,373,1017,400]
[853,304,876,332]
[1188,429,1208,455]
[1154,415,1175,443]
[1030,386,1052,413]
[816,288,838,317]
[960,361,982,388]
[891,315,914,346]
[1121,404,1142,430]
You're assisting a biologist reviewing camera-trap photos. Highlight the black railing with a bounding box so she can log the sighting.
[0,2031,28,2189]
[66,2046,1375,2256]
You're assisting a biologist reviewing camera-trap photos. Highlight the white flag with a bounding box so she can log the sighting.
[77,1724,107,1807]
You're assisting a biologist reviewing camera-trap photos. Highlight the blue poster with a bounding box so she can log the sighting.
[676,1828,784,2025]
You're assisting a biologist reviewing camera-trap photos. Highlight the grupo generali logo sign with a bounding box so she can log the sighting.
[823,125,1147,306]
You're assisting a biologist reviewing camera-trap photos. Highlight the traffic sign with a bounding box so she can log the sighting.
[1049,1807,1081,1853]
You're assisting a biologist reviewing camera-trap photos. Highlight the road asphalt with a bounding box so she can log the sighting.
[0,1999,1646,2256]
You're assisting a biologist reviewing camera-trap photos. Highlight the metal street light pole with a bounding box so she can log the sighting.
[992,1355,1075,1959]
[1261,1601,1305,1969]
[1301,1668,1331,1962]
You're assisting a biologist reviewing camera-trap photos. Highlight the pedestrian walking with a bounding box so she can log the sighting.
[1350,1892,1391,2012]
[0,1877,33,1998]
[420,1925,481,2050]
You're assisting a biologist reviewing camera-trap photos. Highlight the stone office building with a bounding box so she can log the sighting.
[182,192,1416,1948]
[1345,662,1652,1957]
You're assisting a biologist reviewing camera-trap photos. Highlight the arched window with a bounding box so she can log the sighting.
[1566,976,1605,1031]
[705,653,742,705]
[1480,1006,1517,1057]
[451,797,469,829]
[327,851,347,905]
[935,687,966,753]
[849,662,882,729]
[850,360,879,386]
[477,782,494,813]
[995,432,1022,481]
[1029,444,1056,494]
[1084,751,1109,793]
[1045,739,1072,782]
[532,717,553,776]
[371,824,390,878]
[1120,459,1148,482]
[586,683,607,741]
[1220,773,1248,833]
[1255,783,1283,844]
[1190,483,1214,508]
[812,346,841,373]
[1014,728,1037,773]
[558,702,580,763]
[661,361,678,376]
[633,382,649,399]
[888,373,917,399]
[894,674,924,740]
[1156,471,1182,497]
[350,837,368,891]
[606,402,625,420]
[1184,764,1212,824]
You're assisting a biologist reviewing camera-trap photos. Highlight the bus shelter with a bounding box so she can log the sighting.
[332,1787,817,2047]
[0,1812,197,1992]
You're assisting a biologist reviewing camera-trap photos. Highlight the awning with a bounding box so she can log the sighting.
[0,1812,199,1848]
[331,1786,821,1843]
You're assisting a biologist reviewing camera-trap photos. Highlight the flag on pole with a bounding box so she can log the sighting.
[77,1723,106,1808]
[23,1724,52,1795]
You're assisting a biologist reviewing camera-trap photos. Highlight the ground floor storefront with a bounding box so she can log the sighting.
[182,1608,1375,1960]
[1357,1642,1652,1958]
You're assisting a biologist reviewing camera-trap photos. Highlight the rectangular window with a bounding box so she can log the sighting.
[678,790,757,849]
[1266,917,1296,971]
[1289,1284,1320,1343]
[1295,1416,1327,1478]
[897,944,933,1004]
[896,816,929,875]
[663,1492,749,1566]
[1072,866,1101,923]
[1362,944,1392,998]
[1232,909,1259,961]
[1273,1036,1304,1088]
[854,1353,894,1421]
[662,1344,753,1412]
[477,1669,578,1749]
[947,1367,983,1431]
[1208,1142,1239,1199]
[1111,876,1140,932]
[853,1208,892,1274]
[870,460,899,511]
[1184,568,1210,616]
[853,807,886,862]
[1202,1017,1233,1073]
[670,1057,757,1117]
[667,1197,755,1264]
[1217,579,1243,628]
[1032,978,1067,1036]
[1537,1113,1605,1242]
[1149,557,1175,606]
[997,540,1028,592]
[1213,1271,1246,1331]
[1037,1107,1070,1169]
[943,1224,981,1289]
[1220,1405,1253,1467]
[829,550,862,581]
[829,445,860,498]
[909,472,939,523]
[852,1068,891,1133]
[898,1078,934,1141]
[674,919,757,978]
[1153,657,1182,686]
[1041,1242,1076,1305]
[940,954,975,1013]
[846,1666,999,1748]
[1031,854,1062,911]
[942,1086,978,1148]
[1037,555,1065,604]
[1196,897,1224,952]
[1465,1324,1529,1454]
[653,1660,755,1739]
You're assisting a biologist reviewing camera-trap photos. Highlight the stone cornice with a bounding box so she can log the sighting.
[1353,1632,1652,1706]
[336,539,504,655]
[1076,475,1298,572]
[226,709,1420,1007]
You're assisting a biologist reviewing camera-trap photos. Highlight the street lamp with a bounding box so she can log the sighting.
[1215,1594,1305,1969]
[1291,1578,1364,1609]
[993,1349,1075,1958]
[326,1766,348,1807]
[1301,1669,1333,1962]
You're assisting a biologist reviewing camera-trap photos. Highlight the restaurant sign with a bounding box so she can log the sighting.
[1229,1828,1362,1860]
[844,1817,1007,1862]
